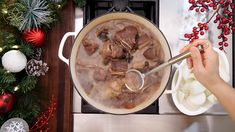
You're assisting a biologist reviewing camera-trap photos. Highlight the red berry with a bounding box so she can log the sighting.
[223,37,228,41]
[229,21,234,26]
[209,3,214,7]
[219,0,224,4]
[224,43,229,47]
[201,8,205,12]
[219,47,223,50]
[195,8,199,12]
[213,6,217,10]
[223,9,229,14]
[222,18,228,23]
[232,27,235,30]
[219,42,223,45]
[189,0,195,3]
[230,3,235,9]
[198,0,203,4]
[189,6,194,10]
[205,26,209,30]
[198,23,202,27]
[200,31,204,35]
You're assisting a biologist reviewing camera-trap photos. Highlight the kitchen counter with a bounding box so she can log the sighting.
[73,114,235,132]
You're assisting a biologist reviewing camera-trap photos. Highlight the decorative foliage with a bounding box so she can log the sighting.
[0,0,61,128]
[30,96,56,132]
[185,0,235,51]
[18,76,37,93]
[74,0,86,7]
[7,0,53,31]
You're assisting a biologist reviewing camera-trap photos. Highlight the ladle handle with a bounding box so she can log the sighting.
[145,45,204,76]
[168,44,204,65]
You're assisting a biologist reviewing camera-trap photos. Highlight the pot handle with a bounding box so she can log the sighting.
[58,32,77,65]
[164,64,182,94]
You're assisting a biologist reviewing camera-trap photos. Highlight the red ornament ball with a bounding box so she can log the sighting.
[22,28,46,47]
[0,92,15,113]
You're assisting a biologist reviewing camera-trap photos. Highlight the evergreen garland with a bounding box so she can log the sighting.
[0,0,65,127]
[74,0,86,7]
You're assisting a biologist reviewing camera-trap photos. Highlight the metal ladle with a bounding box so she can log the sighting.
[125,45,204,92]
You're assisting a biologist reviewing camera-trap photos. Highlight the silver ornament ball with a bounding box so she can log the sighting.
[1,50,27,73]
[0,118,29,132]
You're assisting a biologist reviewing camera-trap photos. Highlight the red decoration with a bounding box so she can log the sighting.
[30,96,56,132]
[0,92,15,114]
[22,28,46,47]
[185,0,235,51]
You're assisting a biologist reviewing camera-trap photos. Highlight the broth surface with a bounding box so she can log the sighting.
[76,19,165,109]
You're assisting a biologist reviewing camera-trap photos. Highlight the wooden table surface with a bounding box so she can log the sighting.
[38,0,75,131]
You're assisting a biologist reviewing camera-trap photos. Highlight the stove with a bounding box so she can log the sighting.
[80,0,160,114]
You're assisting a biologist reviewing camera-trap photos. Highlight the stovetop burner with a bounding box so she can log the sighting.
[81,0,160,114]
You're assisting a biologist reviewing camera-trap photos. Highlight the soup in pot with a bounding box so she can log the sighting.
[75,19,165,109]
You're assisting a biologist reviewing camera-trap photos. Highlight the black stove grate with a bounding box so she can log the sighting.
[81,0,160,114]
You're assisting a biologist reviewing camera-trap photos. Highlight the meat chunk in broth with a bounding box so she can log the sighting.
[97,28,109,42]
[82,39,99,56]
[114,26,138,51]
[93,68,107,81]
[138,34,152,49]
[110,60,128,76]
[102,40,124,59]
[143,45,162,61]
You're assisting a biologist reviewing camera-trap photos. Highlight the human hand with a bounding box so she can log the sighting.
[180,39,222,88]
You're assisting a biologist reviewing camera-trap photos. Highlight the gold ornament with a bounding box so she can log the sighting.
[57,4,62,9]
[1,8,8,14]
[14,86,19,91]
[12,45,19,49]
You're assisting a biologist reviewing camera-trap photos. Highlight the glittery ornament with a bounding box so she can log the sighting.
[22,28,45,47]
[0,118,29,132]
[1,50,27,73]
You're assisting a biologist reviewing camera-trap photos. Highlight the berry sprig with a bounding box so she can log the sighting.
[30,96,56,132]
[185,0,235,51]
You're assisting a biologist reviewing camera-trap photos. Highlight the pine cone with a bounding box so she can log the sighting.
[26,59,49,77]
[30,48,42,60]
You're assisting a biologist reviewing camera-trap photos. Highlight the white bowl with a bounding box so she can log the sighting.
[170,48,230,116]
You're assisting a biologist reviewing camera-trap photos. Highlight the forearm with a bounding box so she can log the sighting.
[205,78,235,122]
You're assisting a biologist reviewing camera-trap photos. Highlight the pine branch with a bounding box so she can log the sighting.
[0,69,16,84]
[8,93,40,125]
[74,0,86,7]
[0,32,16,46]
[18,76,37,93]
[19,41,34,56]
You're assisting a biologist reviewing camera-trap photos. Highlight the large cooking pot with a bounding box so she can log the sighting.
[58,12,172,114]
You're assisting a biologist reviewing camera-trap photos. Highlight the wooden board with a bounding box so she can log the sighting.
[38,0,74,131]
